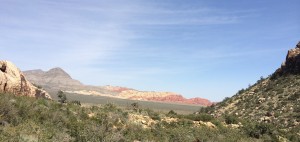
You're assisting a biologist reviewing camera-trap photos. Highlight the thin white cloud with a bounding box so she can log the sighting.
[0,0,269,100]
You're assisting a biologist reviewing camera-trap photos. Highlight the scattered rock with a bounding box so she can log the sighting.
[227,124,240,129]
[0,121,9,126]
[258,97,266,103]
[162,117,178,123]
[194,121,216,128]
[88,113,95,118]
[260,116,272,123]
[128,114,157,129]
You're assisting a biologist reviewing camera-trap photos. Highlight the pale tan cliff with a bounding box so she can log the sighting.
[0,60,51,99]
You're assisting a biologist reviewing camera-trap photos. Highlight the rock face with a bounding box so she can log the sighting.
[24,68,212,106]
[0,61,51,99]
[274,41,300,77]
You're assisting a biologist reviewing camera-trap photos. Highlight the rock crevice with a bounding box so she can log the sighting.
[0,64,6,72]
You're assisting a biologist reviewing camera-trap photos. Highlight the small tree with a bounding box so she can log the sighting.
[57,90,67,103]
[131,102,139,111]
[167,110,177,117]
[70,100,81,106]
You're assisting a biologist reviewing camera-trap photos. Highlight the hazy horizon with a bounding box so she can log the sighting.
[1,0,299,101]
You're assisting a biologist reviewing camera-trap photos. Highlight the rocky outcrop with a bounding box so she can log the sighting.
[0,61,51,99]
[273,41,300,77]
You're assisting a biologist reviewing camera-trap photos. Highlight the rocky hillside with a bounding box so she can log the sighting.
[211,41,300,128]
[24,68,212,106]
[0,60,51,99]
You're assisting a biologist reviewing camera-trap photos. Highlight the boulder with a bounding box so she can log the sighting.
[0,60,51,99]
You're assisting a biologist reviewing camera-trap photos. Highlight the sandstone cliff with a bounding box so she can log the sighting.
[0,60,51,99]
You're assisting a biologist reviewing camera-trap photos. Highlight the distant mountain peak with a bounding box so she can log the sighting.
[49,67,64,71]
[23,67,83,90]
[46,67,71,78]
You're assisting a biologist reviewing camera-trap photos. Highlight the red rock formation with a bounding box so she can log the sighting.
[134,94,213,106]
[186,97,213,106]
[145,94,185,102]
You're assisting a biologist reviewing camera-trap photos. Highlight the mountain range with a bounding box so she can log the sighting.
[23,68,213,106]
[1,41,300,141]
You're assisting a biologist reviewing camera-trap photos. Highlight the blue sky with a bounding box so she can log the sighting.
[0,0,299,101]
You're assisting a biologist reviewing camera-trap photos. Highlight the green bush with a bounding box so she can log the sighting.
[57,90,67,103]
[166,110,177,117]
[224,114,239,124]
[144,108,161,121]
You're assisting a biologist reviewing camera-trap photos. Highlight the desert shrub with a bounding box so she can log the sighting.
[144,108,161,121]
[166,110,177,118]
[0,98,18,124]
[224,114,239,124]
[276,88,284,94]
[184,113,213,122]
[103,103,118,112]
[131,102,139,110]
[211,119,224,128]
[288,92,300,101]
[199,104,215,113]
[242,121,276,140]
[69,100,81,106]
[57,91,67,103]
[123,124,153,141]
